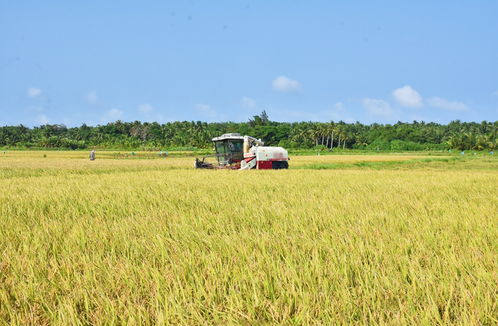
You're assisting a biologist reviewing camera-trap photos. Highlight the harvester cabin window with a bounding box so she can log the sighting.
[228,141,243,154]
[228,141,243,161]
[215,142,226,154]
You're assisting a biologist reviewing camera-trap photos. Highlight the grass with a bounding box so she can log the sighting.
[0,152,497,324]
[294,157,457,170]
[296,156,498,171]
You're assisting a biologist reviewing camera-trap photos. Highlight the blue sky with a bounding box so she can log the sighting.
[1,0,497,126]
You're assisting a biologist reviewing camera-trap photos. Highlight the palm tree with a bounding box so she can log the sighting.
[326,123,336,149]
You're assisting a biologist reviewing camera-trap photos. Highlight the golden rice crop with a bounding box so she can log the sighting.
[0,152,497,324]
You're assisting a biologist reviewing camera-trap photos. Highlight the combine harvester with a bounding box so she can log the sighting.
[194,133,289,170]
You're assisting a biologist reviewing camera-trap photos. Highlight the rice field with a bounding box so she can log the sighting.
[1,151,497,324]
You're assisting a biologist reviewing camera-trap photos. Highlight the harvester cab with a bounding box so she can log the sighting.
[194,133,289,170]
[212,133,245,166]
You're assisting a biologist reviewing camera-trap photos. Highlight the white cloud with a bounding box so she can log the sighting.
[196,104,217,118]
[392,85,423,107]
[27,106,44,113]
[427,97,468,111]
[138,103,154,113]
[334,102,345,111]
[155,114,167,123]
[363,98,395,117]
[325,102,354,122]
[272,76,301,93]
[492,90,498,96]
[270,108,321,121]
[27,87,42,97]
[270,103,355,123]
[87,91,98,104]
[102,108,124,122]
[36,114,49,125]
[62,118,74,126]
[405,112,426,121]
[241,96,256,108]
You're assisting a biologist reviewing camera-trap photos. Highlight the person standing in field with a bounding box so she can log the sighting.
[89,148,96,161]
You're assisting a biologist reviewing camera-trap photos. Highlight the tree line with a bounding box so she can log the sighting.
[1,113,497,151]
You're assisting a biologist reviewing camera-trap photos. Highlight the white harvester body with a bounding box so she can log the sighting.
[240,144,289,170]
